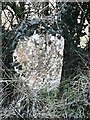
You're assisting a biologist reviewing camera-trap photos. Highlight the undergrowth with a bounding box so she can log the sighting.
[0,68,90,119]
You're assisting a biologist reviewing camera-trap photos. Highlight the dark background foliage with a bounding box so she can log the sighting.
[0,1,90,119]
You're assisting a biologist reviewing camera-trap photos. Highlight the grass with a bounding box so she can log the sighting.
[0,68,90,119]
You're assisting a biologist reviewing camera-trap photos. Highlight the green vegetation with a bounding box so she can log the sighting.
[36,69,89,119]
[0,1,90,119]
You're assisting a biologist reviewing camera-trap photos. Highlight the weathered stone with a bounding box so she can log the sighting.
[13,32,64,93]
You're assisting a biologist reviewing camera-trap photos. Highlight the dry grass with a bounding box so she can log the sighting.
[0,66,90,119]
